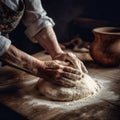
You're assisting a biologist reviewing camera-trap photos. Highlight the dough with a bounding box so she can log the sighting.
[36,74,101,101]
[36,53,101,101]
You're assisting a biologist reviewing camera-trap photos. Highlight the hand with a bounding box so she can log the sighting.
[35,60,81,87]
[53,52,88,76]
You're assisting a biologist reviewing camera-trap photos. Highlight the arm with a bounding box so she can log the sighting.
[0,44,81,87]
[22,0,87,73]
[0,44,43,75]
[0,0,86,87]
[33,26,87,73]
[33,26,64,58]
[0,35,43,75]
[0,35,81,87]
[22,0,63,58]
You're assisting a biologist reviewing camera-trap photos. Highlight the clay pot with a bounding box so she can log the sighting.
[90,27,120,66]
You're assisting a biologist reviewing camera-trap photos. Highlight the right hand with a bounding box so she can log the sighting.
[53,52,88,79]
[35,60,82,87]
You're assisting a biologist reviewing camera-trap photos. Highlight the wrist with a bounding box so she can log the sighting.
[33,26,64,59]
[51,50,64,60]
[30,58,44,76]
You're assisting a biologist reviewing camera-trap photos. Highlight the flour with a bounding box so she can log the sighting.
[22,78,119,111]
[36,74,101,101]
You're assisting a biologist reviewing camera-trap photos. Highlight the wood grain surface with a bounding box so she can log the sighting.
[0,51,120,120]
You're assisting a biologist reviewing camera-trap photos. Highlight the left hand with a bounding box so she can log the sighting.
[53,52,88,77]
[35,60,81,87]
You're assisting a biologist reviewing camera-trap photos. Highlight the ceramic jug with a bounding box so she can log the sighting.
[90,27,120,66]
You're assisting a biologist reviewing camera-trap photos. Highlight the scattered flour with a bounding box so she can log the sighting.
[20,78,119,111]
[36,74,101,101]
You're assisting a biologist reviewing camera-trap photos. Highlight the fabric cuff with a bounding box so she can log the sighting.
[0,36,11,56]
[24,18,55,42]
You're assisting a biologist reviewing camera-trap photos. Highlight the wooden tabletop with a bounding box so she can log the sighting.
[0,51,120,120]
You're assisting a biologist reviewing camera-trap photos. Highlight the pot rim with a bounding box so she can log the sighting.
[93,27,120,35]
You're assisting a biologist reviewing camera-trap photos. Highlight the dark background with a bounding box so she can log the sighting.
[1,0,120,119]
[9,0,120,54]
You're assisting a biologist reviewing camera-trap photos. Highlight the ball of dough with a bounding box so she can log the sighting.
[36,74,101,101]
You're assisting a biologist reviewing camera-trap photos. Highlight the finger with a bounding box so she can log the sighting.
[65,53,82,70]
[62,66,81,75]
[80,62,88,73]
[55,77,76,88]
[65,53,77,66]
[44,68,62,79]
[75,60,86,74]
[68,53,88,74]
[40,68,60,79]
[55,60,69,66]
[45,68,81,81]
[76,61,83,73]
[61,72,81,80]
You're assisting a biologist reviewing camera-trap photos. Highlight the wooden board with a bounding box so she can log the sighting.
[0,51,120,120]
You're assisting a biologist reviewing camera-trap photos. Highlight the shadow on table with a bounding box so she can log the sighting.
[0,103,27,120]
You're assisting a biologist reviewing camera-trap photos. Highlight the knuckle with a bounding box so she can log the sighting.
[57,68,62,73]
[74,75,81,80]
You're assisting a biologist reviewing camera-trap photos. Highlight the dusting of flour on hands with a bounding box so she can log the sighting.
[36,53,101,101]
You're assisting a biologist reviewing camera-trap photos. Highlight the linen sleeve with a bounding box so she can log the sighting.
[0,35,11,56]
[22,0,55,42]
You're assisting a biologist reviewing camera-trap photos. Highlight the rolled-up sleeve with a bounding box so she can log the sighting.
[0,35,11,56]
[22,0,55,42]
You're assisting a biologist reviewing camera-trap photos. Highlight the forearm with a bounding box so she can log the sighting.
[0,44,44,76]
[23,0,62,58]
[33,26,64,59]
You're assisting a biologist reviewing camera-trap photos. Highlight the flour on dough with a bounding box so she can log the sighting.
[36,74,101,101]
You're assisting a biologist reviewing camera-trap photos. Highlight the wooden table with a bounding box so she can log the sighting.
[0,51,120,120]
